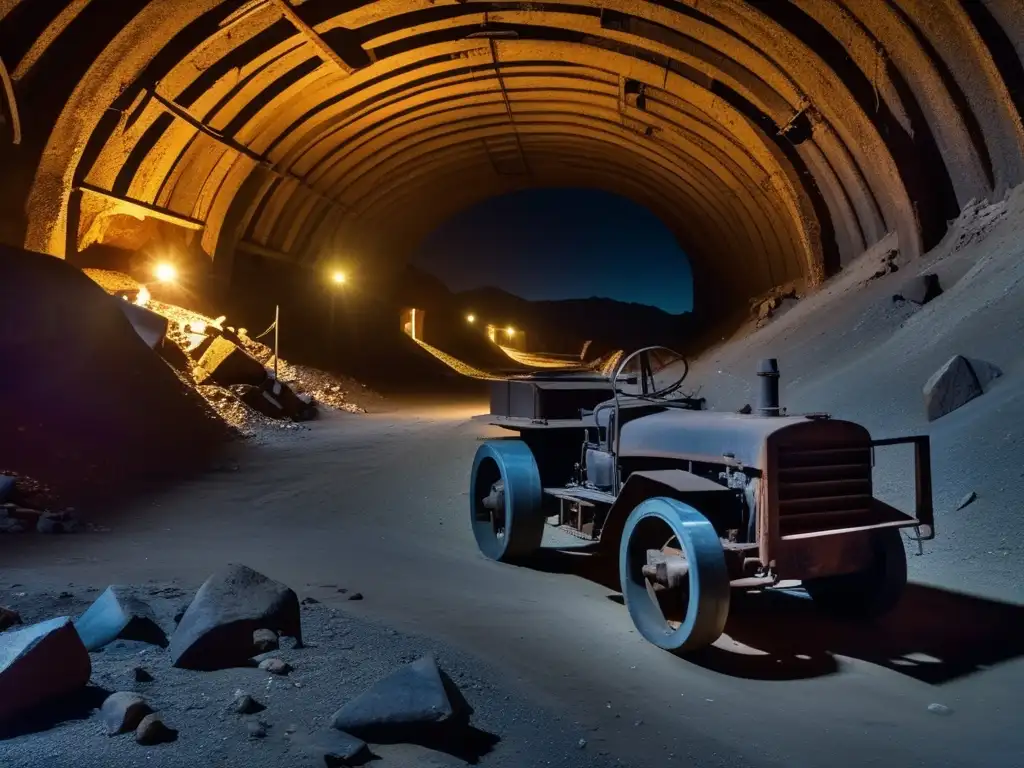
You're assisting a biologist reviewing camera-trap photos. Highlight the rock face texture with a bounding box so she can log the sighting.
[169,564,301,670]
[0,617,91,723]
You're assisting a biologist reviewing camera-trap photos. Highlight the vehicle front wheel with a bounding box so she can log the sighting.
[470,440,545,562]
[804,528,908,617]
[619,497,730,653]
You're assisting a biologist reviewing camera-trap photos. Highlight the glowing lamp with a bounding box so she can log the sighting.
[466,314,476,324]
[154,263,177,283]
[331,270,346,285]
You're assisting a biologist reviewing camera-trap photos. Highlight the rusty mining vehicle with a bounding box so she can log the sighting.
[469,347,934,652]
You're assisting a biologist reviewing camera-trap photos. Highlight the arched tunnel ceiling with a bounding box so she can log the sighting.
[3,0,1024,318]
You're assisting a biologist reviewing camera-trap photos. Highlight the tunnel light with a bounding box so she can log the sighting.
[153,263,177,283]
[466,313,476,324]
[505,326,515,337]
[331,270,346,285]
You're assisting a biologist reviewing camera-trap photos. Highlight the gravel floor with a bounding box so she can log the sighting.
[0,583,619,768]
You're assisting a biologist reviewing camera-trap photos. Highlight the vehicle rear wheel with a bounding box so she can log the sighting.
[470,440,544,562]
[804,528,908,617]
[619,497,730,653]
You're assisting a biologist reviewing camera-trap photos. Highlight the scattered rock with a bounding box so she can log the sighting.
[348,592,364,602]
[246,719,268,739]
[37,509,78,534]
[133,667,153,683]
[232,691,265,715]
[58,591,73,599]
[578,738,587,749]
[74,585,169,652]
[0,475,13,504]
[331,655,470,741]
[0,607,22,631]
[101,691,153,735]
[956,491,977,510]
[5,507,41,524]
[253,628,279,653]
[301,596,320,605]
[169,564,302,670]
[173,603,188,626]
[923,355,998,421]
[135,713,178,745]
[292,729,371,767]
[737,404,752,415]
[258,658,291,676]
[0,617,92,723]
[893,273,942,305]
[869,248,900,280]
[927,703,953,716]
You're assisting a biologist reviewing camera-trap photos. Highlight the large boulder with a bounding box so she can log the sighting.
[74,586,168,652]
[0,617,92,723]
[924,355,1003,421]
[197,337,268,388]
[169,564,302,670]
[331,655,470,742]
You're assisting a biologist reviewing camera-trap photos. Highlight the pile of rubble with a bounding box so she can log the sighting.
[85,270,377,438]
[0,565,489,765]
[0,473,85,536]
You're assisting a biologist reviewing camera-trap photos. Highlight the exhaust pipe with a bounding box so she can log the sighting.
[757,358,781,417]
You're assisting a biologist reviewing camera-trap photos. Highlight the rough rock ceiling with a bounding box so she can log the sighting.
[2,0,1023,317]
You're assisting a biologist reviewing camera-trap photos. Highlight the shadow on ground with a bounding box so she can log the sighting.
[0,685,111,740]
[529,547,1024,685]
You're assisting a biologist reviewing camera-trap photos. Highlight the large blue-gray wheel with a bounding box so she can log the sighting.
[470,440,545,562]
[619,497,730,653]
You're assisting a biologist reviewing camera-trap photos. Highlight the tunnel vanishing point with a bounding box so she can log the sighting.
[1,1,1023,321]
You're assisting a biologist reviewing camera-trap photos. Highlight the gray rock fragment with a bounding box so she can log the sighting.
[133,667,153,683]
[258,657,291,676]
[168,564,301,670]
[893,273,942,305]
[232,691,265,715]
[101,691,152,735]
[135,713,177,745]
[956,491,977,510]
[292,729,371,767]
[37,509,78,534]
[923,355,986,421]
[330,655,470,742]
[74,585,168,652]
[0,617,91,723]
[253,628,278,653]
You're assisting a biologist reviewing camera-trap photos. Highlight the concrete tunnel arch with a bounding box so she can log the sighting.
[2,0,1023,323]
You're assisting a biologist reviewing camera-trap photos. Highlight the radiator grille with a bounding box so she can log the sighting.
[776,444,873,536]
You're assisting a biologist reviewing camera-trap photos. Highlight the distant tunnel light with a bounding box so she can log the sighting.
[505,326,515,337]
[331,270,346,285]
[154,263,177,283]
[466,313,476,324]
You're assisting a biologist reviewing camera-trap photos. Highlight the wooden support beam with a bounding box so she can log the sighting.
[146,86,348,213]
[272,0,353,75]
[237,239,292,261]
[77,183,205,230]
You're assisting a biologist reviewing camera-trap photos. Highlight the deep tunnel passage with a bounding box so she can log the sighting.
[0,0,1022,325]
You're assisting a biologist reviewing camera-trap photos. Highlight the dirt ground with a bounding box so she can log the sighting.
[3,190,1024,767]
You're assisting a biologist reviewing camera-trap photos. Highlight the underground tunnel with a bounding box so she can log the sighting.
[3,4,1024,768]
[1,0,1022,326]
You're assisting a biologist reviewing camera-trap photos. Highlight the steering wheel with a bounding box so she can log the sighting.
[612,346,689,399]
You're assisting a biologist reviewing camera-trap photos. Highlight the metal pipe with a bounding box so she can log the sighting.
[757,358,781,416]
